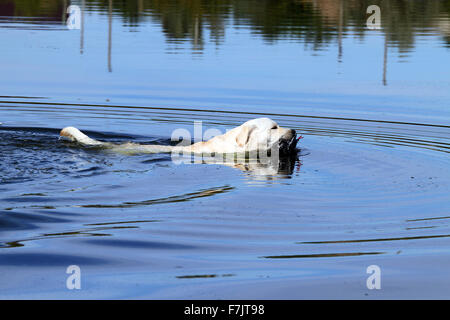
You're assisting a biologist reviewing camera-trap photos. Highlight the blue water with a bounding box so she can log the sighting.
[0,0,450,299]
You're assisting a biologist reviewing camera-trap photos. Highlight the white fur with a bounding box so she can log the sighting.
[60,118,297,155]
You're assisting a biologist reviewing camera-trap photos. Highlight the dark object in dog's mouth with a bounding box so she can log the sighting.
[279,135,299,155]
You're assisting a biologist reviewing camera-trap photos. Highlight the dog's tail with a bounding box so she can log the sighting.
[60,127,104,146]
[59,126,177,153]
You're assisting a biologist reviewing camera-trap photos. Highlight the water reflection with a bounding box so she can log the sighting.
[181,153,301,181]
[1,0,449,86]
[2,1,450,298]
[1,0,449,51]
[0,0,66,25]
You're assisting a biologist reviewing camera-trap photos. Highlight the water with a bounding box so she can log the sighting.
[0,0,449,299]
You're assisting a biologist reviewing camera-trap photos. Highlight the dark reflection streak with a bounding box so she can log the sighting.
[84,219,161,226]
[176,274,235,279]
[406,226,436,230]
[263,252,385,259]
[193,15,199,50]
[108,0,112,72]
[79,185,234,208]
[0,96,48,99]
[2,241,24,248]
[337,0,343,63]
[407,216,450,222]
[80,0,85,54]
[42,226,139,237]
[177,274,217,279]
[1,100,449,128]
[0,226,137,249]
[42,225,135,237]
[62,0,67,24]
[299,234,450,244]
[383,28,388,86]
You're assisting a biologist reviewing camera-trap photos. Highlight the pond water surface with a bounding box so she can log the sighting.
[0,0,450,299]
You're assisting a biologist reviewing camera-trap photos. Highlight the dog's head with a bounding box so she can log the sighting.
[234,118,298,155]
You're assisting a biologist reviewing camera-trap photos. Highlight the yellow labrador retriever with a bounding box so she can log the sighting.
[60,117,299,156]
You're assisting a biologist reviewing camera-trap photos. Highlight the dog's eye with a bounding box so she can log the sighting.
[271,125,278,129]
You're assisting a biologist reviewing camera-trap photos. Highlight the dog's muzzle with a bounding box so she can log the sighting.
[278,130,298,155]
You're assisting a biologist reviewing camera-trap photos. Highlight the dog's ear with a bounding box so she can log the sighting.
[235,125,256,148]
